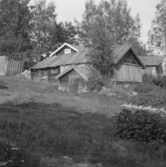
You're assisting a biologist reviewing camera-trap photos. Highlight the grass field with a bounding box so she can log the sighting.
[0,76,126,116]
[1,76,166,167]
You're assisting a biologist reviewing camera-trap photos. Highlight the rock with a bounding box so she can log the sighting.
[130,91,137,96]
[16,70,31,79]
[58,86,69,92]
[123,84,130,88]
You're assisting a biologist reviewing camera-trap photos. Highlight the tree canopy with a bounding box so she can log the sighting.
[0,0,33,59]
[78,0,142,74]
[0,0,144,65]
[0,0,79,61]
[147,0,166,55]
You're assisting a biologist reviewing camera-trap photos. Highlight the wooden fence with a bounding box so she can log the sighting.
[0,56,24,76]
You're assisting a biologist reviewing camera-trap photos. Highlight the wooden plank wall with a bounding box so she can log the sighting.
[0,56,24,76]
[142,67,157,77]
[113,63,142,82]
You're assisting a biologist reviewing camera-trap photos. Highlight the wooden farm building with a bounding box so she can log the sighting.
[139,56,165,77]
[30,43,88,83]
[30,43,145,90]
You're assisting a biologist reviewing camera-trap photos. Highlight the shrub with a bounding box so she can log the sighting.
[129,91,166,109]
[112,109,166,144]
[153,76,166,88]
[133,83,162,94]
[86,71,107,92]
[142,73,155,84]
[131,84,166,109]
[142,74,166,89]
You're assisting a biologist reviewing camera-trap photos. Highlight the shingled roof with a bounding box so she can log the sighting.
[139,56,165,66]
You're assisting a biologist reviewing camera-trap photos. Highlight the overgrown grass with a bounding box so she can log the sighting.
[1,102,166,167]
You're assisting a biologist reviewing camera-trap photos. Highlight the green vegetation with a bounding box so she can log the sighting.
[112,109,166,144]
[1,76,166,167]
[128,75,166,109]
[0,101,166,167]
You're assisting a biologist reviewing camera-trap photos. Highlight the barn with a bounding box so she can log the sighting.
[139,56,165,77]
[30,43,145,87]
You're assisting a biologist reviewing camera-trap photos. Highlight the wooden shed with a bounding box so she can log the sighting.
[55,66,89,92]
[112,45,145,82]
[139,56,165,77]
[30,43,145,84]
[30,43,87,82]
[0,56,24,76]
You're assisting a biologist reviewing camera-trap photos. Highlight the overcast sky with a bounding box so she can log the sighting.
[32,0,161,44]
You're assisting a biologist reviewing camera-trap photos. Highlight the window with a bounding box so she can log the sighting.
[64,49,71,54]
[50,68,59,74]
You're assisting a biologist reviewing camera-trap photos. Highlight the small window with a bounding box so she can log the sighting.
[64,49,71,54]
[50,68,59,74]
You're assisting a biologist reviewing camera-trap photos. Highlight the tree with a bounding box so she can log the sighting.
[147,0,166,55]
[79,0,141,75]
[30,0,57,61]
[50,21,79,51]
[127,37,146,56]
[0,0,33,60]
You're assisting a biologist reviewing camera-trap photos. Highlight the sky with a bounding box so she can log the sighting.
[32,0,161,44]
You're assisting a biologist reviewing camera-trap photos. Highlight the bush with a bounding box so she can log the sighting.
[142,73,155,84]
[142,74,166,89]
[129,91,166,109]
[133,83,162,94]
[131,83,166,109]
[86,71,106,92]
[153,76,166,88]
[2,103,166,166]
[112,109,166,144]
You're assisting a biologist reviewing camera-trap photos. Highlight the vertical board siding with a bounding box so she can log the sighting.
[142,67,158,77]
[0,56,24,76]
[114,63,142,82]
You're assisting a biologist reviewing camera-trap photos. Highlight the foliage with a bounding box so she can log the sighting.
[129,84,166,109]
[80,0,141,45]
[142,74,166,88]
[50,21,79,51]
[30,0,57,61]
[127,37,147,56]
[130,78,166,109]
[112,109,166,144]
[133,83,162,94]
[0,0,33,60]
[86,70,106,91]
[0,140,39,167]
[78,0,141,75]
[1,102,166,166]
[142,73,156,84]
[130,91,166,109]
[0,0,79,61]
[147,0,166,55]
[153,75,166,88]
